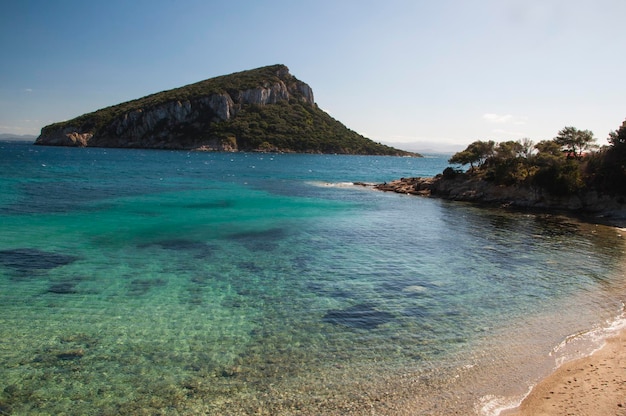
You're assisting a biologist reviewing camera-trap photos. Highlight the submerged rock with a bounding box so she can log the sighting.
[0,248,78,274]
[56,349,85,360]
[0,402,12,415]
[47,282,78,294]
[323,303,394,329]
[141,239,209,251]
[227,227,287,252]
[128,278,167,296]
[139,239,214,258]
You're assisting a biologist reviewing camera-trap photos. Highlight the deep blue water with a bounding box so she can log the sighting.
[1,141,625,415]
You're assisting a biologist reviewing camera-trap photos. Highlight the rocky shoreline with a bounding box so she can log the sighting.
[359,175,626,227]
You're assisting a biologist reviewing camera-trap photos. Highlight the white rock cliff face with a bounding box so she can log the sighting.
[112,100,195,138]
[36,72,316,150]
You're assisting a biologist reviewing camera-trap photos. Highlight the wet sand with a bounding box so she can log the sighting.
[507,328,626,416]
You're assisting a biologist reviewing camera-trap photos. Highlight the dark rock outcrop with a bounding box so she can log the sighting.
[372,175,626,224]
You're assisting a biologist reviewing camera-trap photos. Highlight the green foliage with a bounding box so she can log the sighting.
[534,139,563,157]
[485,157,532,186]
[210,101,406,154]
[448,140,495,168]
[531,159,584,195]
[553,126,596,159]
[608,119,626,146]
[494,140,524,160]
[448,150,476,167]
[588,119,626,194]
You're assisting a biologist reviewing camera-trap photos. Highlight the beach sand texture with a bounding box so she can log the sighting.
[509,329,626,416]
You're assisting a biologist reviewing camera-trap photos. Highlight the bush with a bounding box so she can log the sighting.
[532,159,584,195]
[442,167,461,179]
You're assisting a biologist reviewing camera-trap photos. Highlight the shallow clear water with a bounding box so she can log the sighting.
[0,142,625,415]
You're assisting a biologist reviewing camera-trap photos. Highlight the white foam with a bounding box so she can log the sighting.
[477,388,532,416]
[551,303,626,366]
[306,181,373,189]
[479,305,626,416]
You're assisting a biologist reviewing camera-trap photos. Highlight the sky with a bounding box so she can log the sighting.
[1,0,625,152]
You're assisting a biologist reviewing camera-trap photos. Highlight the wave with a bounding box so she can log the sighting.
[478,303,626,416]
[551,302,626,366]
[306,181,375,188]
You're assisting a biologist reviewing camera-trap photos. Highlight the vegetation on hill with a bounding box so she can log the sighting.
[210,100,403,154]
[446,121,626,197]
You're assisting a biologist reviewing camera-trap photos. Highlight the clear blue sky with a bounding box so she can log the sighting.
[1,0,624,151]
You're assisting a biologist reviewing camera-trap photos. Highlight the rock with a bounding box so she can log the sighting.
[374,177,434,195]
[374,175,626,222]
[47,282,78,294]
[3,385,19,397]
[0,248,78,275]
[0,402,12,415]
[402,285,428,294]
[323,303,395,329]
[128,278,167,296]
[56,349,85,360]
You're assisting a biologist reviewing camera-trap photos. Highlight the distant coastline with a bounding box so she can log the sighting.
[0,133,36,141]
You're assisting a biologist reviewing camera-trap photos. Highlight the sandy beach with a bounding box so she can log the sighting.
[507,328,626,416]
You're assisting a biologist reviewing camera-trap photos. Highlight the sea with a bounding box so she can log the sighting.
[1,141,625,415]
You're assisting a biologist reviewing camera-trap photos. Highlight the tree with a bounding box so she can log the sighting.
[554,126,596,159]
[519,138,535,158]
[608,119,626,147]
[449,140,495,168]
[448,150,477,168]
[595,119,626,194]
[530,138,585,195]
[534,140,563,158]
[532,159,584,195]
[440,121,626,197]
[494,140,524,160]
[486,140,537,185]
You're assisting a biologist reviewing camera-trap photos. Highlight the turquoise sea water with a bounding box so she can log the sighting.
[1,141,625,415]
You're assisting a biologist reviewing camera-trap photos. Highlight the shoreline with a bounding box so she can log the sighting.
[503,326,626,416]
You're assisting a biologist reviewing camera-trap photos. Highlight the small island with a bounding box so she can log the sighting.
[372,122,626,224]
[35,64,418,156]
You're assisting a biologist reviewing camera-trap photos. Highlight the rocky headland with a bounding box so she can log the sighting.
[35,64,417,156]
[367,174,626,226]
